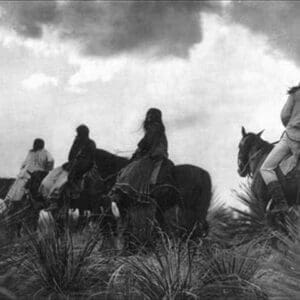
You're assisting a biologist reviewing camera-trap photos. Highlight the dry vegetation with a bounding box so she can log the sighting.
[0,186,299,299]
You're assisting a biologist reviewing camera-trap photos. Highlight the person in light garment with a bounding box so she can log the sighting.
[5,138,54,202]
[260,83,300,212]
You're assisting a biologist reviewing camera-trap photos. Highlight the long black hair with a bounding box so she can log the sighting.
[143,108,165,132]
[76,124,89,139]
[31,138,45,152]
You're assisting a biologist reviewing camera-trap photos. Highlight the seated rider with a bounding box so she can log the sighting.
[5,138,54,202]
[110,108,178,204]
[67,124,97,191]
[260,83,300,213]
[45,124,96,211]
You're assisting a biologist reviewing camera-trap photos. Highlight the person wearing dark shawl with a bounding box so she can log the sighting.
[44,125,96,211]
[67,124,96,184]
[111,108,177,203]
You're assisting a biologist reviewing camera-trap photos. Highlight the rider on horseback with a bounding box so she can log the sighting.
[110,108,178,206]
[67,124,97,191]
[45,124,96,211]
[5,138,54,202]
[260,83,300,212]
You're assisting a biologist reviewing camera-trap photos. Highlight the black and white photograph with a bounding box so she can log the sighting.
[0,1,300,299]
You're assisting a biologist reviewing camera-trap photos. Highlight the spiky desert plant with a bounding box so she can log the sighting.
[107,232,199,300]
[0,269,16,300]
[206,199,238,247]
[107,230,268,300]
[215,183,293,247]
[198,239,268,299]
[20,216,109,298]
[262,208,300,300]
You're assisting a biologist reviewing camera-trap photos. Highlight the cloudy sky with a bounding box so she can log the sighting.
[0,1,299,206]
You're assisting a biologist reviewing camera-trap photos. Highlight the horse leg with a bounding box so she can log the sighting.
[77,208,86,231]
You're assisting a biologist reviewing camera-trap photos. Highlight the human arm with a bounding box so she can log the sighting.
[20,153,30,170]
[45,151,55,171]
[68,138,80,162]
[281,94,295,127]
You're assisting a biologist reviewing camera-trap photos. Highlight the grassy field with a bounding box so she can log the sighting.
[0,189,299,300]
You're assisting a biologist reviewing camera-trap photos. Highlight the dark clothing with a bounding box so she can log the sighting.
[68,137,96,163]
[132,122,168,161]
[68,137,96,182]
[113,121,178,202]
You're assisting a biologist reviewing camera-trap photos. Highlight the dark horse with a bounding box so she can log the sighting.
[90,149,212,238]
[237,126,300,209]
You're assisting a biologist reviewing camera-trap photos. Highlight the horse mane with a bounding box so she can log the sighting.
[258,137,274,154]
[95,149,129,178]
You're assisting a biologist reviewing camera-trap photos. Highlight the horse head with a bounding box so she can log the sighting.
[238,126,264,177]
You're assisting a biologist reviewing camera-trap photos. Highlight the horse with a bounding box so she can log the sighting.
[91,149,212,240]
[237,126,300,209]
[44,148,211,242]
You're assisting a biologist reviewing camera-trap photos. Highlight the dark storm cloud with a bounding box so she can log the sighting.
[229,1,300,66]
[1,1,58,38]
[0,0,222,58]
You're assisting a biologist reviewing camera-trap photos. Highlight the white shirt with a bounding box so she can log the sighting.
[21,149,54,173]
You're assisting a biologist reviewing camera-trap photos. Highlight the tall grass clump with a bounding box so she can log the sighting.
[206,200,238,247]
[20,216,111,298]
[262,208,300,300]
[107,232,199,300]
[0,269,16,300]
[210,183,293,248]
[107,228,268,300]
[198,240,268,299]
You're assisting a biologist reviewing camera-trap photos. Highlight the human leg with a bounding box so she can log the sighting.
[260,137,291,212]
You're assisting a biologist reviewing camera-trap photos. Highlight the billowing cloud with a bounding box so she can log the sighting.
[22,72,58,90]
[228,1,300,66]
[68,54,127,87]
[0,1,222,58]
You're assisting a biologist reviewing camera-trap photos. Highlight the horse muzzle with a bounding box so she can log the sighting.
[238,158,248,177]
[238,167,247,177]
[111,201,120,218]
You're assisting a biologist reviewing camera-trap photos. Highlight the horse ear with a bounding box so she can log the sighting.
[257,130,264,137]
[241,126,247,137]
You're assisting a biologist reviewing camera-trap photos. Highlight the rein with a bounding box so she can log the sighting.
[241,147,265,178]
[88,164,119,189]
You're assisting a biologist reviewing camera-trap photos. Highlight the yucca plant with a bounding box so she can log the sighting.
[215,183,292,247]
[107,232,199,300]
[262,208,300,300]
[206,200,238,247]
[0,269,16,300]
[198,240,268,299]
[20,216,109,298]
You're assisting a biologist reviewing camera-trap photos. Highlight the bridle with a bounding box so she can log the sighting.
[239,147,264,178]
